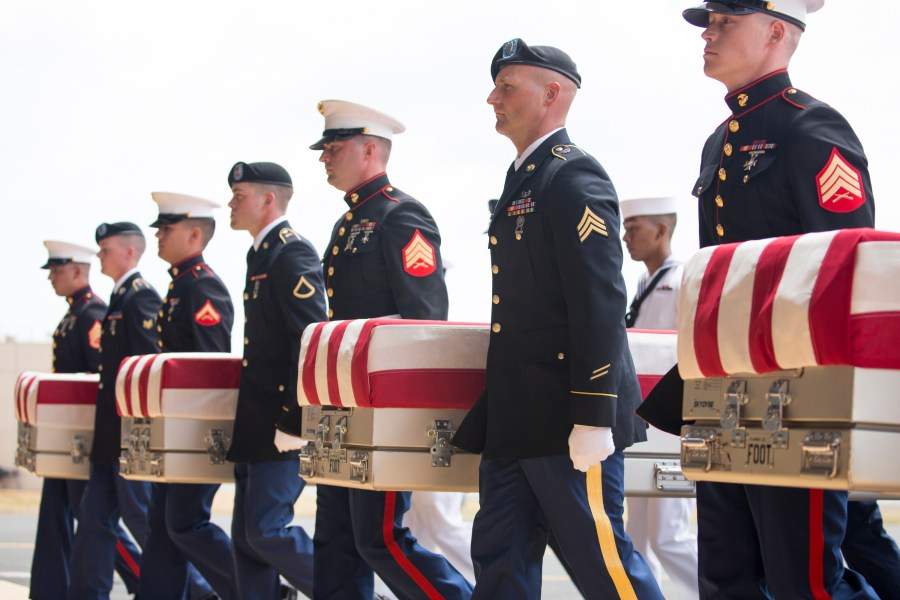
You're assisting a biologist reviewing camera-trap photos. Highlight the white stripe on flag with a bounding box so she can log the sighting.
[677,246,715,379]
[717,238,769,375]
[315,321,341,406]
[852,242,900,314]
[336,320,366,407]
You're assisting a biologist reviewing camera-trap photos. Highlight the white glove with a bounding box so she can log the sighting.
[274,429,308,453]
[568,425,615,472]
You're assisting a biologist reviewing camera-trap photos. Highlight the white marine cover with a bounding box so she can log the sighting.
[115,352,240,419]
[14,371,97,428]
[297,318,677,409]
[677,228,900,379]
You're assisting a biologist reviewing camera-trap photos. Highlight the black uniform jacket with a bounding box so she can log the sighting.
[640,71,875,433]
[53,286,106,374]
[158,253,233,354]
[322,172,449,321]
[453,129,646,459]
[91,272,161,464]
[228,221,327,463]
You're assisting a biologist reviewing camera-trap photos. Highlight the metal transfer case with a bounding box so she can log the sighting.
[116,353,240,484]
[297,319,689,494]
[14,371,97,480]
[676,229,900,494]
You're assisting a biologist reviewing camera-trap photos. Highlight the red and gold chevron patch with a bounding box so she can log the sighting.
[816,147,865,213]
[402,229,436,277]
[88,320,102,349]
[194,299,222,326]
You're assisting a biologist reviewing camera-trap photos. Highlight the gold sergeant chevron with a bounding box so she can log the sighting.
[577,206,608,242]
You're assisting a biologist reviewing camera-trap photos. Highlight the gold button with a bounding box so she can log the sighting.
[327,288,334,298]
[557,352,565,360]
[386,187,393,192]
[158,310,164,317]
[156,325,162,332]
[196,265,201,270]
[167,317,172,322]
[328,266,335,276]
[244,337,249,345]
[172,267,179,276]
[743,175,750,184]
[515,233,522,240]
[345,212,353,221]
[263,242,269,250]
[242,359,248,367]
[243,293,249,301]
[491,323,501,333]
[332,246,339,255]
[168,283,174,290]
[766,1,775,9]
[492,295,500,304]
[328,308,334,318]
[715,195,724,208]
[98,382,104,390]
[490,236,497,245]
[723,143,732,156]
[491,264,499,274]
[728,120,739,133]
[787,88,797,95]
[350,193,359,203]
[98,364,103,372]
[338,227,346,236]
[716,224,724,237]
[737,93,749,107]
[696,185,703,194]
[718,168,726,181]
[525,164,535,172]
[52,342,57,349]
[158,340,163,348]
[278,384,285,392]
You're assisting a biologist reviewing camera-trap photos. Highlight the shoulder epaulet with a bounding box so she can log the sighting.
[382,185,408,203]
[131,278,151,291]
[781,86,814,110]
[278,227,302,244]
[551,144,580,160]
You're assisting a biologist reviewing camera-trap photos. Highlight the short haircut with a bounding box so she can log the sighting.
[118,232,146,257]
[184,218,216,247]
[253,182,293,211]
[369,136,392,162]
[646,213,677,236]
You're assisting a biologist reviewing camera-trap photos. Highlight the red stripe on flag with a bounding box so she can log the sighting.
[382,491,443,600]
[138,356,159,418]
[368,370,485,409]
[748,236,800,372]
[301,323,327,406]
[21,376,38,424]
[36,380,98,406]
[120,357,140,417]
[849,313,900,369]
[326,321,353,407]
[116,539,140,578]
[159,357,241,389]
[638,374,662,400]
[694,245,738,376]
[350,319,384,408]
[807,489,831,600]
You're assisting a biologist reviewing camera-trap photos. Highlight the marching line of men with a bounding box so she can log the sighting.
[26,1,900,599]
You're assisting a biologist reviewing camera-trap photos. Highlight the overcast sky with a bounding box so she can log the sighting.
[2,1,897,351]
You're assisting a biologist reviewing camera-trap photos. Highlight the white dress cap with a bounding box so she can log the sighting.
[42,240,96,268]
[310,99,406,150]
[150,192,220,227]
[620,196,679,221]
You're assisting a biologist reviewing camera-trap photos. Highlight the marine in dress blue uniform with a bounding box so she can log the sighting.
[31,241,141,600]
[451,41,661,599]
[226,162,327,600]
[310,100,471,600]
[682,2,880,597]
[68,222,159,600]
[139,193,236,600]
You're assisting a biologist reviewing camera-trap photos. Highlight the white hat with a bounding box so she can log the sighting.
[683,1,824,30]
[42,240,95,269]
[150,192,220,227]
[310,99,406,150]
[620,196,679,221]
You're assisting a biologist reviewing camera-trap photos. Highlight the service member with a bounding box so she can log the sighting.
[451,40,662,599]
[227,161,327,599]
[68,222,159,599]
[682,1,876,597]
[31,241,141,600]
[620,197,700,599]
[139,192,235,599]
[309,99,471,599]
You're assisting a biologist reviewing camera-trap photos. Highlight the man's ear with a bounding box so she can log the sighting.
[545,81,561,104]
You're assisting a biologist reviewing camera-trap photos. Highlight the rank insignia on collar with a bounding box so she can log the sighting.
[577,206,608,242]
[88,320,102,350]
[402,229,436,277]
[293,276,316,299]
[816,147,865,213]
[143,319,154,330]
[279,227,300,244]
[551,145,572,160]
[194,299,222,326]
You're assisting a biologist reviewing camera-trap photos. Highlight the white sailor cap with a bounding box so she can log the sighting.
[620,197,679,221]
[310,99,406,150]
[42,240,96,269]
[150,192,220,228]
[683,0,823,30]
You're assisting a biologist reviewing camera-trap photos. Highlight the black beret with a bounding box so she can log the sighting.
[491,38,581,88]
[228,161,293,189]
[95,222,143,244]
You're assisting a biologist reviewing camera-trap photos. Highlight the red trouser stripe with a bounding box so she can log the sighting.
[382,491,443,600]
[808,489,832,600]
[116,539,140,578]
